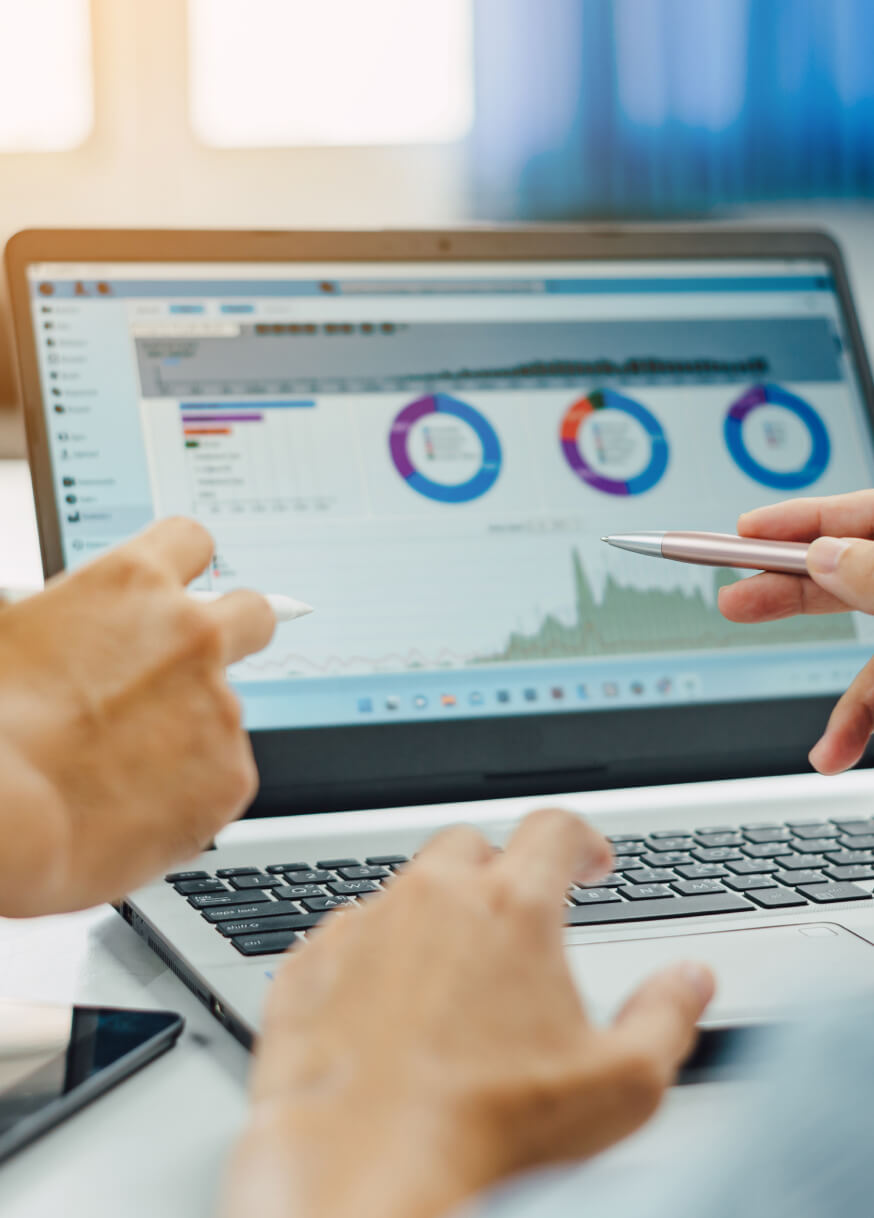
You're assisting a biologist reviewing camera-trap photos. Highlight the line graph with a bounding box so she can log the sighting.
[234,549,857,680]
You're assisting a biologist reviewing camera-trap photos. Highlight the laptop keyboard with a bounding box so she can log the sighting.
[165,823,874,957]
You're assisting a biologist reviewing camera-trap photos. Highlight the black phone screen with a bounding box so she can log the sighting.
[0,1001,182,1145]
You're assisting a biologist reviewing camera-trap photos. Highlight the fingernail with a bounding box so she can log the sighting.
[808,737,828,770]
[807,536,851,575]
[673,962,714,1003]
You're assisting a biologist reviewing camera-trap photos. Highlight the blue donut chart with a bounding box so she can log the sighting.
[724,383,830,490]
[389,393,502,503]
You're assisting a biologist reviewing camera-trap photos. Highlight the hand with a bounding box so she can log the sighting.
[224,809,714,1218]
[0,518,275,915]
[719,491,874,774]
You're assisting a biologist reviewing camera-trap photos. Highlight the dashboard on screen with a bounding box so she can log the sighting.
[25,257,874,734]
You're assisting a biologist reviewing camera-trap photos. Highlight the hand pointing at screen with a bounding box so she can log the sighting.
[719,489,874,775]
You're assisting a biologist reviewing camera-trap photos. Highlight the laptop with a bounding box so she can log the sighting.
[8,225,874,1044]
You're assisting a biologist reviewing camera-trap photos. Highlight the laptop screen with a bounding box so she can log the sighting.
[25,256,874,733]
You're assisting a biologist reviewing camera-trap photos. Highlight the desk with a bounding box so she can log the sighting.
[0,459,846,1214]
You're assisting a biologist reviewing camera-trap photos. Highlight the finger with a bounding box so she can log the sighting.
[414,823,494,869]
[206,589,277,665]
[809,655,874,775]
[610,962,715,1087]
[805,536,874,615]
[738,491,874,543]
[718,572,846,623]
[129,517,215,584]
[495,807,613,901]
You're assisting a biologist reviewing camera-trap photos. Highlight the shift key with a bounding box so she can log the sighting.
[217,912,322,936]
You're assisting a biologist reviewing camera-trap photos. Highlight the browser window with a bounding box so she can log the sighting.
[26,258,874,729]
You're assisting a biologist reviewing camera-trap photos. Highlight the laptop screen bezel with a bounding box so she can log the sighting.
[7,225,874,814]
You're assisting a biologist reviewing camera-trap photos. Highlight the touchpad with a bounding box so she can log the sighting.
[567,922,874,1023]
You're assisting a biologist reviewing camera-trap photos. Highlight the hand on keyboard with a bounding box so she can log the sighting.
[719,490,874,775]
[0,518,275,915]
[224,808,714,1218]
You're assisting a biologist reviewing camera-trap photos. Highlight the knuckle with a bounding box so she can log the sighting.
[614,1050,666,1120]
[106,548,168,591]
[214,681,244,732]
[175,601,224,661]
[159,515,214,552]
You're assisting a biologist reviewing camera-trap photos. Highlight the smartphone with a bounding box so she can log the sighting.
[0,999,184,1163]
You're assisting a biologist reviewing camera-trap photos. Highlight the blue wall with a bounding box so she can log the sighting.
[472,0,874,218]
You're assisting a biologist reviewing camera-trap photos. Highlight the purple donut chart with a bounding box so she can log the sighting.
[559,388,669,496]
[389,393,502,503]
[724,383,830,490]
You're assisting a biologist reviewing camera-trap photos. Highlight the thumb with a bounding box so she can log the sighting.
[807,536,874,613]
[610,962,715,1089]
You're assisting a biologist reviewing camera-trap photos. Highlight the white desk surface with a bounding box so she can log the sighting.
[0,460,857,1214]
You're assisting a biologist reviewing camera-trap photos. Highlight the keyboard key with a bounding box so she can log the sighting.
[693,832,743,847]
[825,850,874,866]
[336,866,389,881]
[693,826,737,835]
[611,841,647,856]
[791,825,839,840]
[365,854,409,867]
[608,834,648,843]
[744,887,807,909]
[165,870,209,883]
[174,879,227,895]
[644,837,693,852]
[565,892,754,926]
[582,872,626,887]
[741,822,781,830]
[569,887,623,905]
[218,912,322,937]
[215,867,260,878]
[672,879,726,896]
[301,896,353,912]
[796,882,873,904]
[775,854,827,871]
[265,862,311,874]
[316,858,360,870]
[789,837,838,855]
[620,884,675,900]
[620,868,677,885]
[675,863,730,879]
[229,874,283,890]
[189,889,271,908]
[742,827,792,843]
[273,884,326,901]
[641,851,693,867]
[649,830,690,839]
[724,874,778,891]
[329,880,379,895]
[692,847,744,863]
[742,842,794,858]
[825,865,874,882]
[284,870,332,885]
[231,931,299,956]
[773,870,825,887]
[832,821,874,835]
[744,886,813,906]
[726,858,779,875]
[202,900,301,922]
[838,834,874,850]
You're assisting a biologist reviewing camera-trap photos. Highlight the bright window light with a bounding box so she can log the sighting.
[188,0,475,147]
[0,0,93,151]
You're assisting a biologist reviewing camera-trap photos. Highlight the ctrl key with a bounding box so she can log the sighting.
[231,930,298,956]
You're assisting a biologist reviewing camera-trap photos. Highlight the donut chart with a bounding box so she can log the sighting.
[389,393,502,503]
[724,383,830,490]
[560,388,669,495]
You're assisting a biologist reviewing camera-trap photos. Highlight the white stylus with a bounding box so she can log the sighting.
[1,586,314,623]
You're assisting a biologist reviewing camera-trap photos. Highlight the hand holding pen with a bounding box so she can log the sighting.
[604,490,874,777]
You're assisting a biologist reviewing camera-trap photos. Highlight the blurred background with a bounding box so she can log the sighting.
[2,0,874,456]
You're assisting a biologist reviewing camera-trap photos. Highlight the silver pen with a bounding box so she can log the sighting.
[602,531,810,576]
[1,587,314,623]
